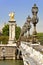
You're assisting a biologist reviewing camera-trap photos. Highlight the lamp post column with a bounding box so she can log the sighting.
[32,4,39,43]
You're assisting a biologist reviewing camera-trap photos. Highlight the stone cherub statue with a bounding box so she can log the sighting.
[9,12,15,21]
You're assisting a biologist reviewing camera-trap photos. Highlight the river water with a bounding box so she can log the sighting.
[0,60,24,65]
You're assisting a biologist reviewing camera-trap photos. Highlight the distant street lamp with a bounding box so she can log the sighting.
[27,16,31,38]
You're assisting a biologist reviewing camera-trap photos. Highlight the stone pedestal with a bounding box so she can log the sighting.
[0,44,17,60]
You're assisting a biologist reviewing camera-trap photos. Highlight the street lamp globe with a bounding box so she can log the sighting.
[32,4,38,15]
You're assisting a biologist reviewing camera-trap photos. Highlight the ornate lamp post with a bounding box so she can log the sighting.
[27,16,31,38]
[23,23,27,34]
[20,16,31,42]
[32,4,39,43]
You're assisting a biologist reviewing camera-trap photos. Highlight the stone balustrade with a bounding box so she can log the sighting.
[20,42,43,65]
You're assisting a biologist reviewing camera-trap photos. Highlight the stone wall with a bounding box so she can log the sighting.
[0,45,16,60]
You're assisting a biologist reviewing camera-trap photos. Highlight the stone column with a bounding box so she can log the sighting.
[8,12,16,44]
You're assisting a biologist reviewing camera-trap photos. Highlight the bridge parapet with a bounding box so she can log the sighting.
[20,42,43,65]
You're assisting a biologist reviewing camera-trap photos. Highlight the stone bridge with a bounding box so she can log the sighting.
[18,4,43,65]
[19,42,43,65]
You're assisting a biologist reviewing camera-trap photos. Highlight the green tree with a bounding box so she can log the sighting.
[37,33,43,45]
[2,24,9,36]
[2,24,21,40]
[0,36,9,44]
[15,26,21,40]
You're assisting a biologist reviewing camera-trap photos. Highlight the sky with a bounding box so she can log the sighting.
[0,0,43,33]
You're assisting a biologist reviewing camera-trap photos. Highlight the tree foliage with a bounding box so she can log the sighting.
[15,26,21,40]
[0,36,9,44]
[2,24,21,41]
[2,24,9,36]
[37,33,43,45]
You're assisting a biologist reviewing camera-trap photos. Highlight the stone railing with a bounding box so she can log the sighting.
[20,42,43,65]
